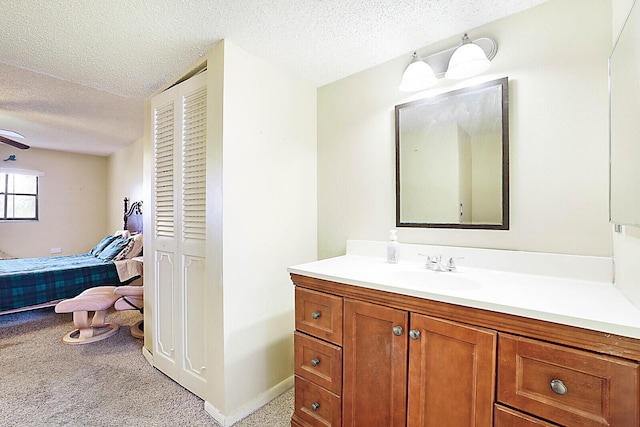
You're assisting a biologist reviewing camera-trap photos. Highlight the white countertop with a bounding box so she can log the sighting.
[289,241,640,339]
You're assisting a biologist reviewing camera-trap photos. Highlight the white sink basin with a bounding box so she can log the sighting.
[414,272,481,291]
[378,265,482,292]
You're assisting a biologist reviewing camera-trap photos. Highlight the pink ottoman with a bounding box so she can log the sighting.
[55,286,120,344]
[114,285,144,339]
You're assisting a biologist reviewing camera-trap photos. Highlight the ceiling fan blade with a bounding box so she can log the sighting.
[0,130,25,140]
[0,135,30,150]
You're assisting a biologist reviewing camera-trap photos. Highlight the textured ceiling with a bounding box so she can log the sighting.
[0,0,548,156]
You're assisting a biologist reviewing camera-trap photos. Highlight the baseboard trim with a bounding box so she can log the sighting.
[142,347,153,366]
[204,376,294,426]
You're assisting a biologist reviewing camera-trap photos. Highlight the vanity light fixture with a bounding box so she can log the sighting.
[445,34,492,79]
[399,33,497,92]
[399,52,438,91]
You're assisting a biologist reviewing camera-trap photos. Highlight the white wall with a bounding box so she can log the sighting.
[0,145,108,258]
[143,40,317,422]
[318,0,612,259]
[220,40,317,417]
[106,137,144,233]
[612,0,640,308]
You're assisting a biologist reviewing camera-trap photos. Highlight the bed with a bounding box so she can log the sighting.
[0,198,143,314]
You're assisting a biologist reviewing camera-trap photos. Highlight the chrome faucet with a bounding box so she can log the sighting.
[420,254,463,272]
[427,255,445,271]
[446,257,464,272]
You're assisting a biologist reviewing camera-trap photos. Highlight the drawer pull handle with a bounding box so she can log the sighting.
[311,311,321,320]
[311,358,320,367]
[392,326,404,336]
[409,329,421,340]
[311,402,320,411]
[550,379,568,395]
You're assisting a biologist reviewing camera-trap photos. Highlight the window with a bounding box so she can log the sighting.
[0,172,39,220]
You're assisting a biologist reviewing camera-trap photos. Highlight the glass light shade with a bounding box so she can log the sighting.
[445,42,491,80]
[399,60,437,92]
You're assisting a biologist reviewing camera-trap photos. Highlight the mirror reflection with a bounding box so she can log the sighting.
[610,0,640,226]
[395,77,509,229]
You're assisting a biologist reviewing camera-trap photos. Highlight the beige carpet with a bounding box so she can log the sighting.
[0,307,293,426]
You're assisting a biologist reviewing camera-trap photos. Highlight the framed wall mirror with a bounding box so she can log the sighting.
[395,77,509,229]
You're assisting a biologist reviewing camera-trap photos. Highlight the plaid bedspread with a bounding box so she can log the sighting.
[0,254,120,312]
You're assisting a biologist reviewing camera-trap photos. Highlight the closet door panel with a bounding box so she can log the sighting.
[182,86,207,246]
[182,254,207,397]
[153,100,176,240]
[154,251,177,368]
[152,89,181,380]
[151,70,208,397]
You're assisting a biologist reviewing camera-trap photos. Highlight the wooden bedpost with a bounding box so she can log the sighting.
[123,197,129,230]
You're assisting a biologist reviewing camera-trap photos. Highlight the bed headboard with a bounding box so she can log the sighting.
[123,197,143,234]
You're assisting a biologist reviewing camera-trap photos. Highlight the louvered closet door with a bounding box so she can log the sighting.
[151,70,208,398]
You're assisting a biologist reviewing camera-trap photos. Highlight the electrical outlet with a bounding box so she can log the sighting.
[50,248,62,254]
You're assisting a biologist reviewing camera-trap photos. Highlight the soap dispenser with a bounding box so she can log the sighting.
[387,229,399,264]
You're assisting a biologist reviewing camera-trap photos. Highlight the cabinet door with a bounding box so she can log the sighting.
[343,299,408,427]
[407,313,496,427]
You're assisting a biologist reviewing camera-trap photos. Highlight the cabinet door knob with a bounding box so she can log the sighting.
[311,311,321,320]
[392,325,404,336]
[311,358,320,367]
[409,329,421,340]
[311,402,320,411]
[550,379,568,395]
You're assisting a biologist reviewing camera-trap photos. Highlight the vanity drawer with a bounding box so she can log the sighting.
[293,376,342,427]
[295,287,343,345]
[497,333,640,427]
[295,331,343,395]
[494,404,560,426]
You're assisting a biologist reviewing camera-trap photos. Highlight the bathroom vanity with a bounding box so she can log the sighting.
[289,241,640,427]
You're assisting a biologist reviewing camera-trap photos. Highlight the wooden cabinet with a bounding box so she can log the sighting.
[341,299,497,427]
[343,299,408,427]
[407,313,496,426]
[293,284,497,426]
[293,287,344,427]
[291,273,640,427]
[497,334,640,427]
